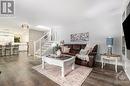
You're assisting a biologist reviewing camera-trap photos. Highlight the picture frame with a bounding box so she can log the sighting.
[70,32,89,42]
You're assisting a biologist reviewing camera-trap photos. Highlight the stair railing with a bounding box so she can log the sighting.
[34,32,51,57]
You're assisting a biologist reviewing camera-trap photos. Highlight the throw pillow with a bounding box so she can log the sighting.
[60,46,67,52]
[63,47,70,53]
[61,46,70,53]
[56,49,61,56]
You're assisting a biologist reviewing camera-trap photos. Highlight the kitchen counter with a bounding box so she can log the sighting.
[13,43,28,51]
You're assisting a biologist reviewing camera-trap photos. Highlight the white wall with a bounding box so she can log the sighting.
[126,50,130,80]
[0,31,14,44]
[20,29,29,43]
[55,14,122,60]
[0,28,29,43]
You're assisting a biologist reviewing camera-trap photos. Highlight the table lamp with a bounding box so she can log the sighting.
[106,37,113,55]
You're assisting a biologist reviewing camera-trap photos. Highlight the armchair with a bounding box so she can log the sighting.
[75,45,98,67]
[76,49,91,61]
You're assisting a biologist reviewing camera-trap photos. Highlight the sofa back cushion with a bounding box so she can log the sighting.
[63,44,86,54]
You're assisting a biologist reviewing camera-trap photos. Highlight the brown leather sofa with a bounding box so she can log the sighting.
[60,44,98,67]
[61,44,86,56]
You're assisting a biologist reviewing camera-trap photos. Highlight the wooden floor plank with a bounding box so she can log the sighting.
[0,52,130,86]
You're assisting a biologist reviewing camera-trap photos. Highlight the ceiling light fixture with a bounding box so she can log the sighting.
[21,24,29,29]
[36,25,50,30]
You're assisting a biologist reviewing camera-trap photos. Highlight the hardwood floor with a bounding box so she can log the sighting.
[0,52,130,86]
[82,64,130,86]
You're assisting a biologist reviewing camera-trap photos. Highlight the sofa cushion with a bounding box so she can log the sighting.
[63,47,70,53]
[56,49,61,56]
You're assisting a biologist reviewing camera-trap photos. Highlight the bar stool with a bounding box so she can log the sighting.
[5,45,11,56]
[13,45,19,55]
[0,45,3,57]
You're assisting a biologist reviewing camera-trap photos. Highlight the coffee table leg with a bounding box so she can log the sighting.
[42,60,45,69]
[62,65,65,77]
[101,57,104,69]
[72,62,75,70]
[115,59,118,72]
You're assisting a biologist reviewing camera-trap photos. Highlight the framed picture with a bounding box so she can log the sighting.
[70,32,89,42]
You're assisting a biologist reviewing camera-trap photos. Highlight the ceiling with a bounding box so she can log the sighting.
[0,0,124,31]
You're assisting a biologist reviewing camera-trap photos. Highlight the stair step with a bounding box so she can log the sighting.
[44,43,52,46]
[48,41,55,43]
[45,42,54,44]
[35,55,41,58]
[34,40,57,58]
[42,48,47,51]
[42,47,47,49]
[41,49,46,52]
[35,52,40,54]
[43,45,50,47]
[35,53,41,56]
[43,43,53,46]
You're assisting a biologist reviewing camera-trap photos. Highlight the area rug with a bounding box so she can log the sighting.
[32,64,92,86]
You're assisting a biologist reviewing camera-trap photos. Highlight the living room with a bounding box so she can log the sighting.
[0,0,130,86]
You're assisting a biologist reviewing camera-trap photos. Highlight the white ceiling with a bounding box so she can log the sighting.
[0,0,124,31]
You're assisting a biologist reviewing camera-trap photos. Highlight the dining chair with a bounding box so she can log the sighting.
[5,45,11,56]
[0,45,3,57]
[12,45,19,55]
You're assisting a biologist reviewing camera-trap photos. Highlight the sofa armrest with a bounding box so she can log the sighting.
[88,52,97,56]
[88,55,94,67]
[88,52,97,67]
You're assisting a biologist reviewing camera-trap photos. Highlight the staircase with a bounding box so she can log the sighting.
[34,32,57,58]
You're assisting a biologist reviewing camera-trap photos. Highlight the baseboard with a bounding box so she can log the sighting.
[125,70,130,80]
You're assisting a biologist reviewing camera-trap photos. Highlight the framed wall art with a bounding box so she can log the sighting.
[70,32,89,42]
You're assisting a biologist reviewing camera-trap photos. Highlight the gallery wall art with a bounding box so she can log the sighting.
[70,32,89,42]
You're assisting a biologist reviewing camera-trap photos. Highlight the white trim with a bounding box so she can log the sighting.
[125,70,130,80]
[123,59,130,80]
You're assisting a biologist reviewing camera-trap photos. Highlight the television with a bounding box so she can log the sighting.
[122,14,130,50]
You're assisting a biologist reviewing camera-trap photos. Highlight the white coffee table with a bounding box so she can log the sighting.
[42,55,75,77]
